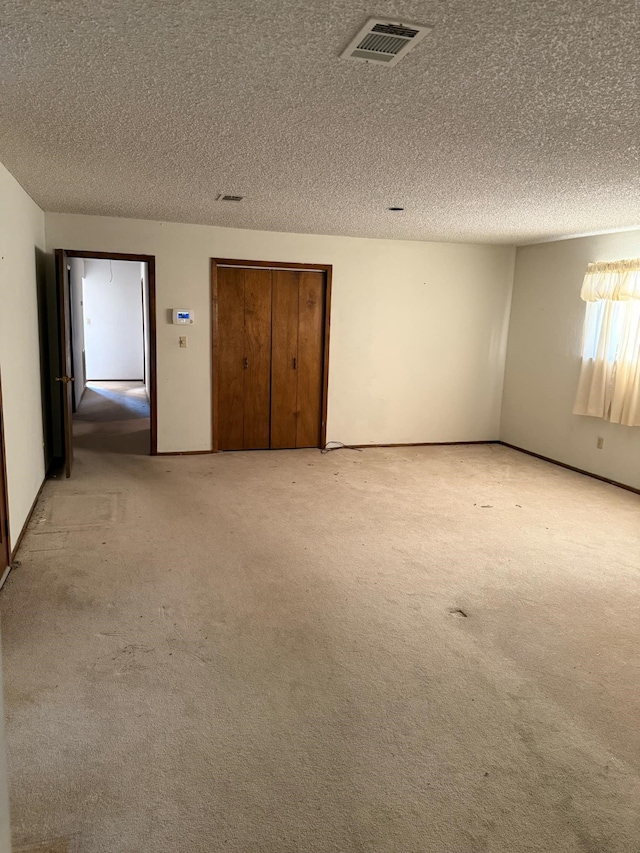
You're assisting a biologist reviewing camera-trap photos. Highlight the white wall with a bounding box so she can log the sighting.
[46,213,515,452]
[502,229,640,491]
[69,257,86,408]
[141,262,151,400]
[83,259,144,381]
[0,161,46,545]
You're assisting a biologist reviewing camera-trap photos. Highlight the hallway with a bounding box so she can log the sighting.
[74,381,150,456]
[1,419,640,850]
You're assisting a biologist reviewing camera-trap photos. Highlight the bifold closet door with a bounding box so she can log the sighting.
[271,271,299,449]
[217,267,272,450]
[270,270,324,449]
[296,272,324,448]
[243,270,272,449]
[217,267,244,450]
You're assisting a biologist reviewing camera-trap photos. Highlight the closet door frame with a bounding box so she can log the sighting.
[211,258,332,453]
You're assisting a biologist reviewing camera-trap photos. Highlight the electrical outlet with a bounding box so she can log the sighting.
[179,335,187,348]
[596,436,604,449]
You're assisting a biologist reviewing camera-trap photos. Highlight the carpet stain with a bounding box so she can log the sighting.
[15,839,75,853]
[20,530,69,552]
[47,492,119,528]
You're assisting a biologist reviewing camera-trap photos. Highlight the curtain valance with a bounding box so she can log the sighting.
[580,258,640,302]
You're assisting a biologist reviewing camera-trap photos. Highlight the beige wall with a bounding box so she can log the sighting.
[502,229,640,491]
[45,213,515,452]
[0,162,46,546]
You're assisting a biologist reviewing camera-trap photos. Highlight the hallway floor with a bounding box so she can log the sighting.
[2,385,640,852]
[74,381,150,456]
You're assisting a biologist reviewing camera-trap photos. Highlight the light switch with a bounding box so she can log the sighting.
[179,335,187,348]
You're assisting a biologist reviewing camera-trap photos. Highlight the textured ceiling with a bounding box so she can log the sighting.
[0,0,638,244]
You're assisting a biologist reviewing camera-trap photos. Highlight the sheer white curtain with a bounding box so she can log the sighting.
[573,258,640,427]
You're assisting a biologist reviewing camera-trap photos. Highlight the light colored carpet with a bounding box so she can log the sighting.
[2,385,640,852]
[14,840,75,853]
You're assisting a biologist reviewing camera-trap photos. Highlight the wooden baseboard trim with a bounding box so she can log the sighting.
[10,477,46,561]
[499,442,640,496]
[349,440,500,449]
[156,450,213,456]
[159,441,500,455]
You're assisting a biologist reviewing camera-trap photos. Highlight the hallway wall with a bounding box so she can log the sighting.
[0,160,46,546]
[45,213,515,453]
[83,259,145,381]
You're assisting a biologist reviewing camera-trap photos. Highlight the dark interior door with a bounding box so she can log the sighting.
[55,249,74,477]
[0,373,11,575]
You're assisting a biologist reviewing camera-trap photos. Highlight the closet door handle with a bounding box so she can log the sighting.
[243,357,248,369]
[292,357,297,370]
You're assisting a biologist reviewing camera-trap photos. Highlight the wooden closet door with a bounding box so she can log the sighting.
[271,271,299,449]
[217,267,245,450]
[296,272,325,448]
[243,269,272,449]
[215,262,328,452]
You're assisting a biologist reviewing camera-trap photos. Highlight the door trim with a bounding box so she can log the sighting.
[213,258,332,272]
[64,250,158,456]
[55,249,74,476]
[211,258,332,452]
[0,369,11,575]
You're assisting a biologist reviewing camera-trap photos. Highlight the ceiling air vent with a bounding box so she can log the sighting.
[217,194,244,202]
[340,18,432,66]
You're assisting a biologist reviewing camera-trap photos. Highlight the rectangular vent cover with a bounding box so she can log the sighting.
[217,194,244,202]
[340,18,432,66]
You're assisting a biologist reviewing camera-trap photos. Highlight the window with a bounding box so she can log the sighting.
[573,258,640,427]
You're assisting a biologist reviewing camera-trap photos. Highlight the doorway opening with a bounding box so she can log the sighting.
[55,250,157,476]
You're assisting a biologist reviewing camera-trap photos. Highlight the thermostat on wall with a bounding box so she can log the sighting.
[173,309,194,325]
